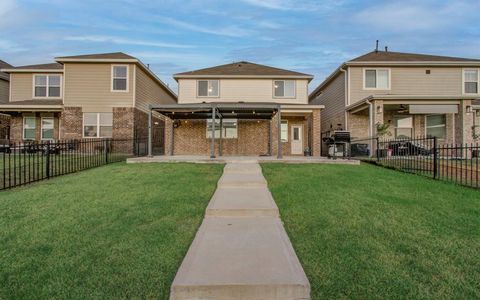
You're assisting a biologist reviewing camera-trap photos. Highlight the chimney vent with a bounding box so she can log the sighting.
[385,46,388,52]
[375,40,379,53]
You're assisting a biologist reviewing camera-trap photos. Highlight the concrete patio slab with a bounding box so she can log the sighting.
[217,172,267,188]
[170,217,309,300]
[206,187,279,217]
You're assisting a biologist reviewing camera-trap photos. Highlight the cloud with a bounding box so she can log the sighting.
[64,35,195,48]
[240,0,342,11]
[0,39,27,52]
[156,16,252,37]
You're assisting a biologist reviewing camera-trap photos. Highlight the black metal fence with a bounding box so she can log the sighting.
[350,136,480,189]
[0,138,149,190]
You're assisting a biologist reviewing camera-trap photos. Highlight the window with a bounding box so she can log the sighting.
[206,119,237,138]
[364,69,390,89]
[394,116,413,139]
[34,75,61,98]
[23,117,36,140]
[274,80,295,97]
[464,69,479,94]
[112,65,128,91]
[41,117,54,140]
[83,113,113,138]
[281,120,288,142]
[426,115,446,140]
[197,80,219,97]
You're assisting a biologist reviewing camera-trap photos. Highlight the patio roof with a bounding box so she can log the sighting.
[151,103,280,120]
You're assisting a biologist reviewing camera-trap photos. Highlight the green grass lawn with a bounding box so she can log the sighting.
[262,163,480,299]
[0,162,223,299]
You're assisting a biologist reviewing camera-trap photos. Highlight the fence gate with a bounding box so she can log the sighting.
[152,121,165,155]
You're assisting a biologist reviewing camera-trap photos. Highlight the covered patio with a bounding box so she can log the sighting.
[146,103,323,159]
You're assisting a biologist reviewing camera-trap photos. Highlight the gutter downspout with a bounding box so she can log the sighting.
[340,67,348,130]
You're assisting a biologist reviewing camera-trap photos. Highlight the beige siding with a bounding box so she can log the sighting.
[64,63,134,112]
[10,73,64,102]
[350,66,464,104]
[310,73,346,131]
[0,79,8,103]
[178,78,309,104]
[134,66,176,113]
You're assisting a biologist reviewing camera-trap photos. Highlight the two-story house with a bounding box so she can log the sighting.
[0,60,13,139]
[309,50,480,151]
[148,61,323,158]
[0,53,176,151]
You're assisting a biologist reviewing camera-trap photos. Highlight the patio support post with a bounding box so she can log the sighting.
[268,120,272,156]
[219,117,223,156]
[277,105,282,159]
[148,106,153,157]
[210,105,216,158]
[170,119,174,156]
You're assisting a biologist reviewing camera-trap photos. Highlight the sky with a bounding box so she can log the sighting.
[0,0,479,92]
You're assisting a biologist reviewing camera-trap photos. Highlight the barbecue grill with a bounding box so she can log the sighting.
[322,131,351,158]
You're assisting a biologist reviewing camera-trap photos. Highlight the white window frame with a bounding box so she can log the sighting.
[273,80,296,98]
[393,115,413,139]
[41,117,55,140]
[462,68,479,95]
[32,74,62,99]
[281,120,288,142]
[363,68,391,90]
[197,80,219,98]
[206,119,237,139]
[82,113,113,138]
[425,114,447,140]
[23,116,36,140]
[111,65,129,92]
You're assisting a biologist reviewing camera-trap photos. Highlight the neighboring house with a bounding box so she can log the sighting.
[151,61,323,157]
[0,60,13,139]
[309,50,480,149]
[0,53,176,150]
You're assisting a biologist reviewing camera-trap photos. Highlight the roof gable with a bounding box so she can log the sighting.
[174,61,313,80]
[55,52,136,60]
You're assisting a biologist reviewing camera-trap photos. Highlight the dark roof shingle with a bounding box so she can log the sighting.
[55,52,136,60]
[174,61,313,78]
[6,62,63,71]
[0,99,63,106]
[350,51,480,62]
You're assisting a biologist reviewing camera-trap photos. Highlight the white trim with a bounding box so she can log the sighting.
[23,115,36,140]
[32,74,63,99]
[41,116,55,140]
[62,64,66,104]
[462,68,480,95]
[362,68,391,90]
[273,80,296,99]
[111,64,129,92]
[197,79,220,98]
[393,115,413,139]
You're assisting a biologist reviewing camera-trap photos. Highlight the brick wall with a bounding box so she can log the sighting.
[61,107,83,139]
[0,114,10,139]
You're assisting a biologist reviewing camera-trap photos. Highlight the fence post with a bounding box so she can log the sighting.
[45,141,50,179]
[433,137,438,179]
[376,137,380,162]
[104,139,109,164]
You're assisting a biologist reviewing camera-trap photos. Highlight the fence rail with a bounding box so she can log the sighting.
[0,138,149,190]
[350,136,480,189]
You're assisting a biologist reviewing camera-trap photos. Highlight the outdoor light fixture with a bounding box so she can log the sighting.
[377,105,383,114]
[253,110,256,114]
[232,110,235,114]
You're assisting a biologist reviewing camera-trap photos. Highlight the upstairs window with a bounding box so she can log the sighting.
[464,69,479,94]
[34,75,61,98]
[364,69,390,89]
[112,65,128,91]
[198,80,219,97]
[206,119,237,138]
[83,113,113,138]
[274,80,295,98]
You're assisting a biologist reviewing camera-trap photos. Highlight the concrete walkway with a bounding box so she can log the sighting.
[170,161,310,300]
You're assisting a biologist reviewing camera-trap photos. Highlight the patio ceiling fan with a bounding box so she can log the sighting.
[397,104,409,114]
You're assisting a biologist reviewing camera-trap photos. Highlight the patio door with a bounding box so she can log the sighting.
[291,125,303,155]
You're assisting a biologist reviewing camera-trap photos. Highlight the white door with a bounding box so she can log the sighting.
[291,125,303,155]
